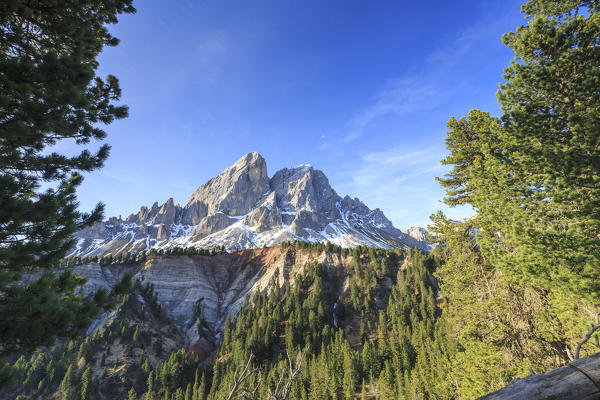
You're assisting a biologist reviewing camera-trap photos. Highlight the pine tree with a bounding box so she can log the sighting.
[59,364,73,400]
[434,0,600,393]
[80,366,92,400]
[146,371,155,400]
[184,382,192,400]
[440,0,600,311]
[361,379,368,400]
[128,387,138,400]
[197,372,206,400]
[491,0,600,300]
[342,349,356,400]
[174,388,184,400]
[0,0,135,386]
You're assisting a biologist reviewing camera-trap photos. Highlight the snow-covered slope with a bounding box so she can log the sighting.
[71,152,428,256]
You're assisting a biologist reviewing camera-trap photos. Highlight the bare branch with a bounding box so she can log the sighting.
[572,311,600,360]
[268,350,304,400]
[226,353,262,400]
[566,346,574,362]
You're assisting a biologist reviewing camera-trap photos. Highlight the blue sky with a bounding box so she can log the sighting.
[75,0,526,228]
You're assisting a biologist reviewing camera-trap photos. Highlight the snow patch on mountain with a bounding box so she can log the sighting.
[71,152,429,256]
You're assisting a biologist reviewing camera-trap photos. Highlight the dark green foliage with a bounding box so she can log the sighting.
[0,271,132,393]
[494,0,600,298]
[0,0,135,386]
[66,243,343,268]
[438,0,600,305]
[0,0,132,272]
[280,240,346,255]
[1,277,146,399]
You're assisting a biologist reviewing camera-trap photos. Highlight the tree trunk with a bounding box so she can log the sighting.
[479,352,600,400]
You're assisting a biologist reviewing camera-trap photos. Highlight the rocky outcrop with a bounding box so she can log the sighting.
[73,246,360,347]
[402,226,429,242]
[270,166,339,217]
[71,152,429,256]
[243,206,282,232]
[181,200,208,226]
[191,213,236,240]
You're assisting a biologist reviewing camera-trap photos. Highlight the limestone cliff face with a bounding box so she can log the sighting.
[270,166,339,217]
[402,226,429,242]
[72,152,428,256]
[184,152,270,224]
[74,247,356,347]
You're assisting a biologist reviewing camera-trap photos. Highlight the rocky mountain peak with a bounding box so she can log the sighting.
[236,151,265,168]
[72,153,430,256]
[270,165,338,216]
[185,152,269,218]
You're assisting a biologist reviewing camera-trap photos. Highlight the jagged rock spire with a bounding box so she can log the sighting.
[72,152,429,256]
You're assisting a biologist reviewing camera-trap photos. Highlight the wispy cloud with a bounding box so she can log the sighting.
[328,16,511,146]
[153,32,231,94]
[193,34,230,84]
[319,15,510,225]
[334,145,473,228]
[425,22,495,69]
[341,146,443,191]
[344,79,446,142]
